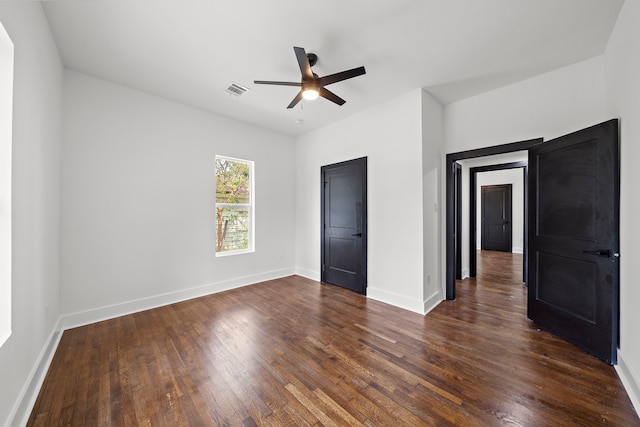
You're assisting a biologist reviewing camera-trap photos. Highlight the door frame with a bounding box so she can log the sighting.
[455,162,463,280]
[320,157,368,294]
[446,138,542,300]
[470,162,527,281]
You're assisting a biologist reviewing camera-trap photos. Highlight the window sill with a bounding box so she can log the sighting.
[215,249,254,257]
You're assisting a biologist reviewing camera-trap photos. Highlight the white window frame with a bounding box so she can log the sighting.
[0,21,14,347]
[215,155,254,257]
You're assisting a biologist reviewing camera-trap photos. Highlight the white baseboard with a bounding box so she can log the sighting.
[7,319,62,427]
[295,271,443,316]
[61,268,296,330]
[294,267,320,281]
[367,286,425,315]
[615,349,640,418]
[423,290,444,315]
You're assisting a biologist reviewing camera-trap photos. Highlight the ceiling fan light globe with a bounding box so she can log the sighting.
[302,88,319,100]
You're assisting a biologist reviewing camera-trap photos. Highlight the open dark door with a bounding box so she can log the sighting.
[481,184,512,252]
[528,119,619,364]
[321,157,367,294]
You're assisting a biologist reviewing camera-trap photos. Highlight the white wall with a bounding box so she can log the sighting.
[294,89,426,313]
[0,3,62,426]
[422,91,444,311]
[445,56,608,152]
[605,0,640,413]
[60,71,296,324]
[476,169,524,253]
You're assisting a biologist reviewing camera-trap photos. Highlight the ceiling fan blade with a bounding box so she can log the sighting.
[318,87,346,106]
[317,66,366,87]
[294,46,314,80]
[287,91,304,109]
[254,80,301,86]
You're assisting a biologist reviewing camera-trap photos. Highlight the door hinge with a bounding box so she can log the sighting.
[322,264,326,272]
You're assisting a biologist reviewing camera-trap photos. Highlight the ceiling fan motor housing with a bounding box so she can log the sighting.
[306,53,318,67]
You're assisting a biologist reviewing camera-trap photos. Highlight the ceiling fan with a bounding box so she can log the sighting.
[254,46,366,109]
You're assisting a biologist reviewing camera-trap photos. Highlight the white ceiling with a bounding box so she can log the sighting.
[42,0,624,137]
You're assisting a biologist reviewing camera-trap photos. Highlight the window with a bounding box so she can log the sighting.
[0,21,14,347]
[215,156,254,256]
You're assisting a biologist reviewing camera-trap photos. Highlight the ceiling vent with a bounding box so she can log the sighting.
[226,82,250,97]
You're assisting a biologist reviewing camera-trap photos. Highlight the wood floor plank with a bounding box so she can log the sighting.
[27,251,640,426]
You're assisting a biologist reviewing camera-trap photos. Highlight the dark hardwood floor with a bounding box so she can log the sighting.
[28,251,639,426]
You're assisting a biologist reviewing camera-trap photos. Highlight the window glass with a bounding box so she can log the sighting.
[215,156,254,255]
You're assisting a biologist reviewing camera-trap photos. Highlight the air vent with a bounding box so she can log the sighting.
[225,82,250,97]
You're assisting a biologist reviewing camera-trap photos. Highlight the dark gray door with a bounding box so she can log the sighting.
[528,119,619,364]
[321,157,367,294]
[481,184,512,252]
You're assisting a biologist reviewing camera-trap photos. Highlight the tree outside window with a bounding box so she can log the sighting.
[215,156,254,255]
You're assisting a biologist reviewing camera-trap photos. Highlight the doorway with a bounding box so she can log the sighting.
[321,157,368,294]
[446,138,541,299]
[446,120,620,364]
[469,161,527,282]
